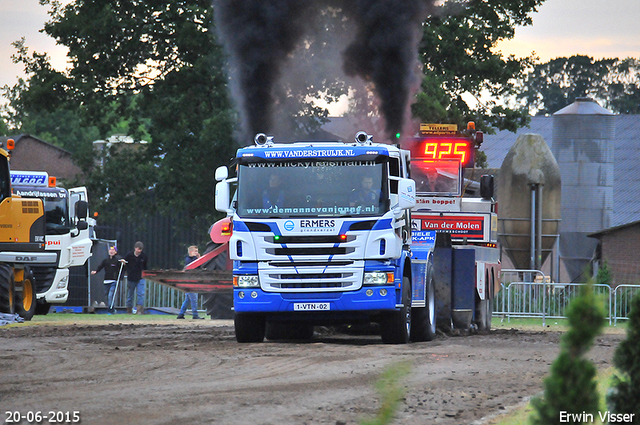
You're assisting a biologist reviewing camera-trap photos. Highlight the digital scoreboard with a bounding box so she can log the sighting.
[403,137,475,168]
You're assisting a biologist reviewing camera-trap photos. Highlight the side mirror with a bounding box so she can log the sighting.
[76,221,89,231]
[215,166,228,182]
[396,178,416,210]
[480,175,494,199]
[75,200,88,219]
[215,181,230,212]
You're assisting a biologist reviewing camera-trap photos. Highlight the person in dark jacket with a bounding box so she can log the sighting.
[177,246,205,320]
[123,241,149,314]
[91,245,123,315]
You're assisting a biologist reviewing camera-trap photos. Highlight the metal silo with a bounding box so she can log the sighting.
[498,134,561,272]
[552,97,615,282]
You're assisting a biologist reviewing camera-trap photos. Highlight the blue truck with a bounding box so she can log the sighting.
[215,127,499,343]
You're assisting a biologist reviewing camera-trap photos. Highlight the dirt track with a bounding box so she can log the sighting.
[0,321,623,425]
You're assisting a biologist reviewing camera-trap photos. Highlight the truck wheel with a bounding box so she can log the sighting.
[474,278,493,331]
[266,322,314,341]
[15,268,36,321]
[203,293,234,319]
[234,313,266,343]
[0,264,15,315]
[411,267,436,342]
[475,297,492,331]
[380,276,411,344]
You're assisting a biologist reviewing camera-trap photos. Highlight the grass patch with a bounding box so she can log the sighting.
[2,311,229,328]
[491,317,627,334]
[360,361,411,425]
[488,368,616,425]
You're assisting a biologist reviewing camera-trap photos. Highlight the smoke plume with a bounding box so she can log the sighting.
[213,0,432,142]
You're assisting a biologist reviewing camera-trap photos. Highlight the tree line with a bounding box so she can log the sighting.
[1,0,639,227]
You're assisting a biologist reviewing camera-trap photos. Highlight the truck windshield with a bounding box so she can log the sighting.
[237,160,388,218]
[411,160,461,195]
[14,187,70,235]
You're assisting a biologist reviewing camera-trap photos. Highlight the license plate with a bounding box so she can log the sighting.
[293,302,330,311]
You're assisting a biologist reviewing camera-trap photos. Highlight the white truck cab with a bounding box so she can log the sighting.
[11,171,92,309]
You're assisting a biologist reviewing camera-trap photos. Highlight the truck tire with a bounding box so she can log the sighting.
[234,313,266,343]
[266,321,314,341]
[203,293,234,319]
[380,276,411,344]
[474,276,493,331]
[0,263,15,315]
[411,267,436,342]
[15,268,36,321]
[475,297,492,331]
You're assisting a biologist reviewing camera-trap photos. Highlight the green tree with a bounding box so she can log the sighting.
[4,0,546,222]
[518,55,640,115]
[0,117,8,136]
[596,261,612,287]
[28,0,237,224]
[2,39,99,169]
[414,0,543,133]
[607,292,640,418]
[530,283,605,425]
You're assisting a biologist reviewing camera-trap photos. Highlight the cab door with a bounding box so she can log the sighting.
[67,187,92,267]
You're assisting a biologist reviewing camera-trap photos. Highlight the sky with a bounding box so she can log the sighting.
[1,0,640,96]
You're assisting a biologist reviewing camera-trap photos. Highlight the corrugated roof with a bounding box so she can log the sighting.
[483,114,640,229]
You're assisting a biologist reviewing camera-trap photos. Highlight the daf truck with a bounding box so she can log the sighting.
[10,170,92,317]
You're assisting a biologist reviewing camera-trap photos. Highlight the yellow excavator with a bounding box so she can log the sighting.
[0,139,54,320]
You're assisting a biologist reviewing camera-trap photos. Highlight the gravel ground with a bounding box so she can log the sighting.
[0,319,623,425]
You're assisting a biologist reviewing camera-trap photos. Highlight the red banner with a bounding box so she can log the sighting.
[420,216,484,238]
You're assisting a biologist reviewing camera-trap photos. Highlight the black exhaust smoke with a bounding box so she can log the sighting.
[213,0,432,142]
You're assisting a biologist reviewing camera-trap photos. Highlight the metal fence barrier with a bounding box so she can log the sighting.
[498,269,639,326]
[613,284,640,325]
[108,272,638,321]
[506,282,612,325]
[111,278,204,313]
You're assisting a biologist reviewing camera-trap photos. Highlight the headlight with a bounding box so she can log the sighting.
[364,271,393,285]
[56,276,69,289]
[234,275,259,288]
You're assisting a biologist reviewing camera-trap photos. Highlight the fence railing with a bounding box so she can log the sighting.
[110,273,638,322]
[613,284,640,325]
[111,278,204,312]
[498,269,638,326]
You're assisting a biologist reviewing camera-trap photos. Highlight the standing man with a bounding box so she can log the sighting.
[123,241,148,314]
[91,245,123,315]
[177,245,205,320]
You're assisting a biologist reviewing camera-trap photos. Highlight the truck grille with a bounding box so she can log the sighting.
[270,247,354,256]
[31,266,56,293]
[268,261,354,267]
[259,262,363,292]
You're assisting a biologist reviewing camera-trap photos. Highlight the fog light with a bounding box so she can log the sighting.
[366,289,374,297]
[380,288,388,296]
[238,291,245,299]
[251,291,258,298]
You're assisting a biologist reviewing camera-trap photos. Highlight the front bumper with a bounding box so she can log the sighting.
[233,285,398,313]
